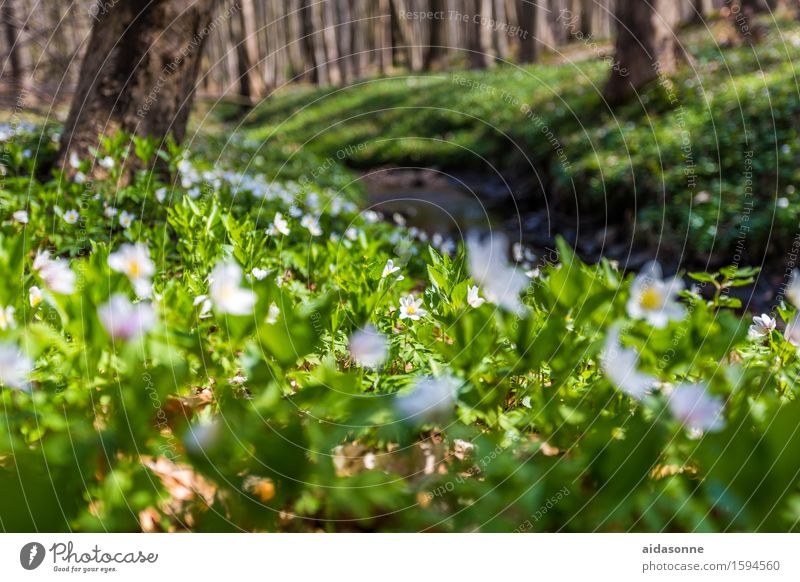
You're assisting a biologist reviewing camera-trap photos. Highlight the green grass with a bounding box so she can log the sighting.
[223,16,800,262]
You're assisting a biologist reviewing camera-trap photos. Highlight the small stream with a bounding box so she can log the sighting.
[361,167,777,313]
[363,168,500,237]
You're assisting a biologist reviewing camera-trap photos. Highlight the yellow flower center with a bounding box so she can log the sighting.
[406,305,416,315]
[640,287,664,311]
[127,259,141,278]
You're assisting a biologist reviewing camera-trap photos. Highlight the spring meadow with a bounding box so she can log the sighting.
[5,0,800,562]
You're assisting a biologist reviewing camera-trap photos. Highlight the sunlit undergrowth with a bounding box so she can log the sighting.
[230,15,800,262]
[2,126,800,532]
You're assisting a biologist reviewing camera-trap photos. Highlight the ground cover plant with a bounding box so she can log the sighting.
[2,123,800,532]
[234,15,800,263]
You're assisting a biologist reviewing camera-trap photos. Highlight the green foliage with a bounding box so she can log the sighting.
[0,123,799,533]
[229,17,800,261]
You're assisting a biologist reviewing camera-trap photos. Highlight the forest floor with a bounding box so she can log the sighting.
[192,14,800,312]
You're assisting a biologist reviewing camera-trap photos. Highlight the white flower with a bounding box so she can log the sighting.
[209,261,256,315]
[381,259,401,279]
[265,302,280,324]
[29,286,43,308]
[785,314,800,346]
[267,212,290,236]
[748,313,776,339]
[33,250,75,294]
[187,186,201,199]
[395,376,460,423]
[251,267,268,280]
[392,212,406,226]
[108,243,155,297]
[98,294,156,341]
[104,206,118,218]
[467,285,485,308]
[183,417,220,455]
[363,210,380,223]
[99,155,115,169]
[155,187,167,203]
[73,171,86,184]
[69,151,81,169]
[466,233,530,314]
[668,383,726,433]
[626,262,685,328]
[348,325,389,369]
[0,342,34,391]
[13,210,28,224]
[786,269,800,307]
[301,214,322,236]
[0,306,15,330]
[399,295,427,321]
[63,209,79,224]
[119,210,134,229]
[345,227,358,241]
[193,294,213,319]
[601,326,657,400]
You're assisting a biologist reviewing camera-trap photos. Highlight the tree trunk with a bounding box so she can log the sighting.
[424,0,447,70]
[2,0,26,97]
[603,0,684,106]
[727,1,766,44]
[494,0,511,60]
[467,0,489,69]
[238,0,267,98]
[57,0,222,176]
[322,0,342,84]
[378,0,393,74]
[517,0,537,63]
[692,0,715,22]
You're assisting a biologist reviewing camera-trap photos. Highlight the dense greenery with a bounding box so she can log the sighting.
[233,16,800,262]
[1,124,800,532]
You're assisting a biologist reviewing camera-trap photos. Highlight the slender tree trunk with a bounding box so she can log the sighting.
[727,1,766,43]
[1,0,25,97]
[310,0,330,84]
[494,0,510,60]
[467,0,489,68]
[299,0,319,83]
[692,0,715,22]
[322,0,342,84]
[378,0,393,74]
[239,0,266,98]
[518,0,537,63]
[603,0,684,106]
[424,0,446,69]
[57,0,223,176]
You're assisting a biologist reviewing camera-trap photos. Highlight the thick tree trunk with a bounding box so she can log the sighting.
[603,0,684,106]
[57,0,222,175]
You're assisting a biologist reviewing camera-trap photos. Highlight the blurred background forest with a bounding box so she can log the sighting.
[4,1,800,294]
[0,1,744,105]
